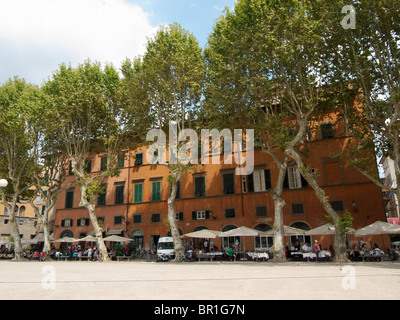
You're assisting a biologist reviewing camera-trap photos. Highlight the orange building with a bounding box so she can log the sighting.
[53,116,388,253]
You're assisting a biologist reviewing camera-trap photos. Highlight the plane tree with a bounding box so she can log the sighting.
[122,23,206,261]
[43,61,130,261]
[204,0,351,262]
[0,77,41,260]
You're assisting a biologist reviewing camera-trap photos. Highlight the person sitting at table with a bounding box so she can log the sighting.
[351,246,361,261]
[302,243,310,252]
[373,244,382,261]
[228,247,235,261]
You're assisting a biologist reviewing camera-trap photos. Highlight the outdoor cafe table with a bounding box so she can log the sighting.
[246,252,269,261]
[197,252,224,261]
[359,250,384,261]
[303,251,331,261]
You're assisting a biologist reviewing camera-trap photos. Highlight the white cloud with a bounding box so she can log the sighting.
[0,0,158,84]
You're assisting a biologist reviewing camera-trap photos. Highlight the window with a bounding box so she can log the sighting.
[291,203,305,215]
[114,215,123,225]
[151,181,161,201]
[68,161,74,175]
[241,176,247,193]
[65,189,74,209]
[224,208,236,219]
[85,160,92,173]
[197,210,206,220]
[61,219,73,227]
[192,210,210,220]
[134,183,143,203]
[254,224,273,249]
[256,206,267,217]
[330,200,344,212]
[176,212,184,221]
[151,213,161,223]
[246,169,271,192]
[133,214,142,224]
[100,157,107,171]
[118,154,125,168]
[223,173,235,194]
[288,167,302,189]
[135,153,143,166]
[97,185,107,206]
[77,218,90,227]
[194,176,205,197]
[115,184,125,205]
[320,123,335,139]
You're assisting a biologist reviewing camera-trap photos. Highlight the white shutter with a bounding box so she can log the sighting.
[259,170,266,191]
[254,170,261,192]
[288,167,302,189]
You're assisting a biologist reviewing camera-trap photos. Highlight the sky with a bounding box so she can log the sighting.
[0,0,236,86]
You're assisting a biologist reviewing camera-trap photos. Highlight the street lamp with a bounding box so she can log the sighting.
[0,179,8,188]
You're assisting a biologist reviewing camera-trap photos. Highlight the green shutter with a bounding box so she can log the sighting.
[134,183,143,203]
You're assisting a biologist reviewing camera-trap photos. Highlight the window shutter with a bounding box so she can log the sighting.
[192,211,197,220]
[61,220,65,227]
[254,170,261,192]
[179,212,183,221]
[264,169,271,189]
[248,173,254,192]
[283,171,289,189]
[205,210,210,219]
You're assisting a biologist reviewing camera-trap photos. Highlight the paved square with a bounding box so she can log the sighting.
[1,260,399,300]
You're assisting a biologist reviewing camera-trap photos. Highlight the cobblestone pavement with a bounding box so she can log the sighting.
[1,260,399,300]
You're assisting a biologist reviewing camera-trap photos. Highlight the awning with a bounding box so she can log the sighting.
[106,229,124,235]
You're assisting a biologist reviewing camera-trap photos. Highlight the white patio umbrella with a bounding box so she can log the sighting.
[52,237,79,243]
[21,239,39,245]
[103,235,133,242]
[219,226,262,252]
[0,239,10,245]
[262,225,306,236]
[78,235,98,242]
[354,221,400,237]
[183,229,221,239]
[306,224,355,235]
[219,226,261,237]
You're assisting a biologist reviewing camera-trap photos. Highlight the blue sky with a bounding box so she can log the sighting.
[127,0,235,47]
[0,0,235,86]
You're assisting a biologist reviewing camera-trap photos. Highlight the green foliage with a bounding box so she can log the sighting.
[113,243,124,256]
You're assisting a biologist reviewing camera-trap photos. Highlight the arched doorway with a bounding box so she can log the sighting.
[289,222,311,250]
[254,224,273,250]
[221,224,239,250]
[189,226,208,250]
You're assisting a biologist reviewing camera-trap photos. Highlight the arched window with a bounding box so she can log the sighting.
[60,230,74,238]
[289,222,311,250]
[221,225,239,250]
[18,206,26,217]
[254,224,273,249]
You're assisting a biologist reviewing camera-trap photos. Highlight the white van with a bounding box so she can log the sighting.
[156,237,175,261]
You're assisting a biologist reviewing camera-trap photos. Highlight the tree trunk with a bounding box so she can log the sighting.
[87,202,110,262]
[286,146,350,263]
[271,160,288,262]
[42,219,52,261]
[9,205,23,260]
[167,170,185,262]
[271,197,287,262]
